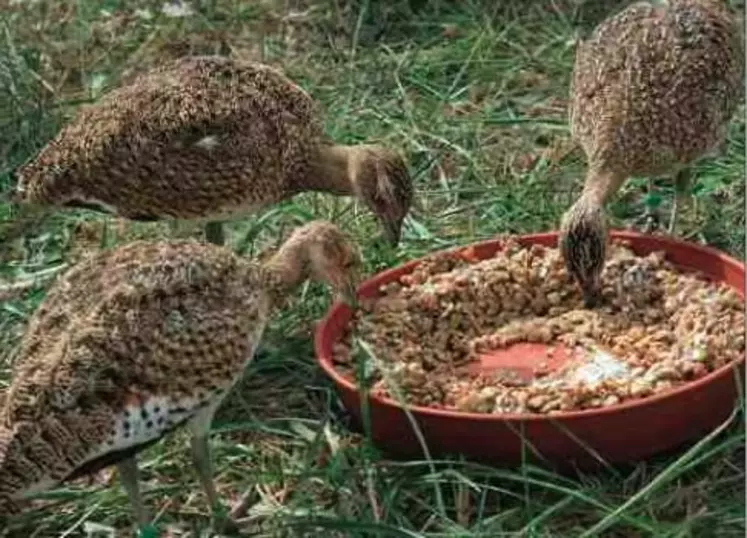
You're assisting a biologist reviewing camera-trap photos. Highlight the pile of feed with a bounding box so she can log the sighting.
[332,239,745,415]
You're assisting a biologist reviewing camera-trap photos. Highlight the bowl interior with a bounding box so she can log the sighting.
[469,342,573,383]
[315,230,745,418]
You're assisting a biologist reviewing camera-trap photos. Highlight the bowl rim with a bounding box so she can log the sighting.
[314,229,746,422]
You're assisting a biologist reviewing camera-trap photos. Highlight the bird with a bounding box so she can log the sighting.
[559,0,744,307]
[9,55,413,248]
[0,220,361,537]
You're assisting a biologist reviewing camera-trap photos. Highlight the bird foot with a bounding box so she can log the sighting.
[666,204,680,236]
[642,215,659,234]
[631,210,661,235]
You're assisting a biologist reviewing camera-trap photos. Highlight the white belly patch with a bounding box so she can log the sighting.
[103,394,207,454]
[15,323,269,500]
[16,394,209,501]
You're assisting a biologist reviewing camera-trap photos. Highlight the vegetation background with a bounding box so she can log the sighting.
[0,0,744,536]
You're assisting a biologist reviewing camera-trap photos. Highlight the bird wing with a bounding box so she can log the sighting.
[1,240,268,499]
[568,4,655,146]
[570,1,744,172]
[15,57,324,218]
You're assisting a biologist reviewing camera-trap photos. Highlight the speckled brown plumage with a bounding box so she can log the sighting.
[570,0,743,177]
[560,0,744,305]
[13,55,413,245]
[0,220,360,531]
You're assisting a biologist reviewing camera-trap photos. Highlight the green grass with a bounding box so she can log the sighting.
[1,0,745,536]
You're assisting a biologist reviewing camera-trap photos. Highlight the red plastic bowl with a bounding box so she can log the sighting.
[314,231,746,468]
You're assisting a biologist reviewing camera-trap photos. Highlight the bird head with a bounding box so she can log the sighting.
[350,145,413,247]
[279,220,362,306]
[559,195,608,308]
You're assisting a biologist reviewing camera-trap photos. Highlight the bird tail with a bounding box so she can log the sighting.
[2,160,59,255]
[0,263,68,303]
[0,200,55,262]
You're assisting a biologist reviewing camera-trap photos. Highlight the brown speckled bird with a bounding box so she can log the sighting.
[560,0,744,306]
[12,55,413,247]
[0,220,360,537]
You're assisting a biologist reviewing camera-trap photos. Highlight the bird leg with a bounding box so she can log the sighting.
[668,194,680,235]
[668,167,692,234]
[640,178,662,233]
[116,457,159,538]
[189,405,239,535]
[204,221,225,246]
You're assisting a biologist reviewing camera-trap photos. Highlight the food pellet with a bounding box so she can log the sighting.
[332,240,745,415]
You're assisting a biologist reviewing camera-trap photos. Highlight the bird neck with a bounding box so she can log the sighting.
[257,241,308,306]
[580,168,626,207]
[305,145,358,196]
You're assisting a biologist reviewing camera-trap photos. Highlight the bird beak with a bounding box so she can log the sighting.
[339,279,359,308]
[333,270,359,308]
[383,218,403,248]
[582,286,601,309]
